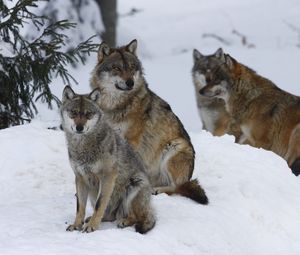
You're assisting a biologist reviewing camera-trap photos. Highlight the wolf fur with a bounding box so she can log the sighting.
[199,52,300,176]
[61,86,155,233]
[90,39,208,204]
[192,48,242,140]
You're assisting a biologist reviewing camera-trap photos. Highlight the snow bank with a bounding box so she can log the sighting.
[1,123,300,255]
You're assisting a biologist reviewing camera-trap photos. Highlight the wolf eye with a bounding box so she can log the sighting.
[85,111,94,119]
[129,64,136,70]
[112,66,121,72]
[70,110,78,116]
[102,67,109,72]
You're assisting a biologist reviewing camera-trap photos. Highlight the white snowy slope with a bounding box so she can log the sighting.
[1,0,300,254]
[1,123,300,255]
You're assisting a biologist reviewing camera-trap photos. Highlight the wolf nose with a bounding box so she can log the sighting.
[125,79,134,89]
[199,88,205,95]
[76,125,84,132]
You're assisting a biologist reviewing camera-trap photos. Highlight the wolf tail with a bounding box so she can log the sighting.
[169,179,209,204]
[175,179,209,204]
[291,157,300,176]
[286,123,300,176]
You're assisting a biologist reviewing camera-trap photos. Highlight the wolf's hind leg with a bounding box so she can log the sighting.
[117,212,136,229]
[131,188,155,234]
[155,142,194,195]
[152,185,176,195]
[155,142,208,204]
[154,138,194,195]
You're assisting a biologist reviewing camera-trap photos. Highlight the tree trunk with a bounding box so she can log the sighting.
[95,0,117,47]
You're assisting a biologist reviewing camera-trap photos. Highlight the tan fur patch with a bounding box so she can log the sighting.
[220,56,300,172]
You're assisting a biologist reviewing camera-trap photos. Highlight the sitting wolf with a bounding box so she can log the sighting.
[90,39,208,204]
[61,86,155,233]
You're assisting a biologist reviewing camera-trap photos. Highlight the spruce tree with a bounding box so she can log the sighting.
[0,0,98,129]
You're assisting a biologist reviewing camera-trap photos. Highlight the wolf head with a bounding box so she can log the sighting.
[60,86,102,135]
[192,48,238,100]
[197,53,238,101]
[90,39,145,109]
[192,48,226,91]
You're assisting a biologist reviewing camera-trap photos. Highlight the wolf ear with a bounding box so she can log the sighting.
[98,42,111,62]
[193,49,203,62]
[126,39,137,55]
[62,86,75,101]
[89,88,101,103]
[214,48,225,61]
[224,55,235,70]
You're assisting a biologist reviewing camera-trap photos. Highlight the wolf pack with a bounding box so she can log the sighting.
[60,39,300,234]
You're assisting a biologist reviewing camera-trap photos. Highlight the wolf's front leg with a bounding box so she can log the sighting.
[82,169,117,233]
[66,175,88,231]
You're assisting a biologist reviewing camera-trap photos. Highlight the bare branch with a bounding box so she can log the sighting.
[202,33,231,46]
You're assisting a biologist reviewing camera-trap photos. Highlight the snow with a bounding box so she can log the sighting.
[1,123,300,255]
[1,0,300,254]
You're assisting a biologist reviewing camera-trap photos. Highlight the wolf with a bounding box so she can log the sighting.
[192,48,242,140]
[61,86,156,234]
[90,39,208,204]
[199,52,300,176]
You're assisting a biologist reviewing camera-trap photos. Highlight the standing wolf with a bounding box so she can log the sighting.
[61,86,155,233]
[90,39,208,204]
[199,52,300,176]
[192,48,241,140]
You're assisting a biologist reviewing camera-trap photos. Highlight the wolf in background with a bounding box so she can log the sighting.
[192,48,242,140]
[199,52,300,176]
[90,39,208,204]
[61,86,155,234]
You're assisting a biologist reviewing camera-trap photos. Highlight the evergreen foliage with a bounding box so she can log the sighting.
[0,0,98,129]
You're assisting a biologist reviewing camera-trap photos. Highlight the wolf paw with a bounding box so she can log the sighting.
[135,220,156,234]
[117,218,134,229]
[152,188,161,195]
[66,224,83,231]
[82,225,96,233]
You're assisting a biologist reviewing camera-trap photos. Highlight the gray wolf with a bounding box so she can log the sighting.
[61,86,156,233]
[90,39,208,204]
[192,48,242,140]
[199,52,300,176]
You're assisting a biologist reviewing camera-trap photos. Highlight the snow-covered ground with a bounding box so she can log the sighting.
[1,0,300,254]
[1,123,300,255]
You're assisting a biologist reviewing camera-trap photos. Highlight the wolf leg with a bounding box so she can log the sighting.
[82,169,117,233]
[130,189,155,234]
[117,175,148,229]
[117,211,136,229]
[212,113,230,136]
[66,175,88,231]
[154,143,193,195]
[155,144,208,204]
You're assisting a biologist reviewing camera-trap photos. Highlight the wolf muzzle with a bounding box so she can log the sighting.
[115,79,134,91]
